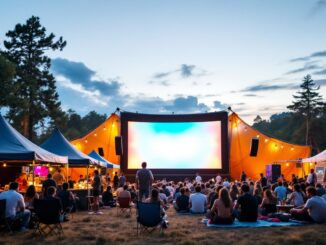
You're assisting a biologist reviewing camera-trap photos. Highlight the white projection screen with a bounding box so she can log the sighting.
[127,121,222,169]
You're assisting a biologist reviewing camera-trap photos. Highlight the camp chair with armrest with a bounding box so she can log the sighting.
[136,202,163,235]
[33,199,63,237]
[116,197,132,216]
[0,199,14,233]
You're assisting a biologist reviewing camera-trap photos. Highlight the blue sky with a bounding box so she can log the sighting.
[1,0,326,123]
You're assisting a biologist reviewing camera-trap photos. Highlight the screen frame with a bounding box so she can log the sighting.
[120,111,229,178]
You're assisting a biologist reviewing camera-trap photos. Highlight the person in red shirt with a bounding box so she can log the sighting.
[15,173,28,192]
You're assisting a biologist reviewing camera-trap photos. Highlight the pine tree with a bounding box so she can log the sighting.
[0,54,16,106]
[287,74,324,145]
[1,16,67,140]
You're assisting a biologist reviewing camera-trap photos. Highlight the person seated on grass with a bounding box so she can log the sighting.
[290,186,326,223]
[189,185,207,214]
[208,185,223,210]
[229,183,239,202]
[286,184,304,207]
[24,185,39,210]
[174,187,190,213]
[162,185,173,203]
[260,189,277,216]
[0,182,31,232]
[316,183,326,197]
[102,185,116,207]
[274,182,287,203]
[234,184,258,222]
[209,188,234,224]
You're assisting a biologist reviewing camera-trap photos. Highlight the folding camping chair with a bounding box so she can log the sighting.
[0,199,14,233]
[136,202,163,235]
[116,197,132,217]
[33,199,63,237]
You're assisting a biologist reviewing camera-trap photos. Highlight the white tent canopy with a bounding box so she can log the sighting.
[302,149,326,163]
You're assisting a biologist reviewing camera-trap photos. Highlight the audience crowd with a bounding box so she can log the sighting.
[1,167,326,232]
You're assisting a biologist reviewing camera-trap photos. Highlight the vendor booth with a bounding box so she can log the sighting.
[0,115,68,191]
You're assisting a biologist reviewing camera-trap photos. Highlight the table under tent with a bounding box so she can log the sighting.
[0,115,68,191]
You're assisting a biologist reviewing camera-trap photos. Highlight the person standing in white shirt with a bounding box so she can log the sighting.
[0,182,31,231]
[195,173,202,183]
[307,169,317,186]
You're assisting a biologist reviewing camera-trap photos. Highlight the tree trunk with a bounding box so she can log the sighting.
[22,113,29,139]
[305,116,309,146]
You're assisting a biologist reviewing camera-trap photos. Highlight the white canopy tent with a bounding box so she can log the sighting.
[301,149,326,163]
[302,149,326,183]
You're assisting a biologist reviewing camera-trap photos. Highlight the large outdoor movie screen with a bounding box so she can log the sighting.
[127,121,222,169]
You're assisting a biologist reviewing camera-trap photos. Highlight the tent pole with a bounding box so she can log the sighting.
[87,164,90,196]
[32,160,35,185]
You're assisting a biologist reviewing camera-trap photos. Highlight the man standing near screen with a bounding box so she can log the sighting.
[136,162,154,201]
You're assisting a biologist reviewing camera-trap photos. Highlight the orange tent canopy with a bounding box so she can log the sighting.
[228,113,311,180]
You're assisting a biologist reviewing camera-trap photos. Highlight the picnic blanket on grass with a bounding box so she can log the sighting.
[202,219,304,228]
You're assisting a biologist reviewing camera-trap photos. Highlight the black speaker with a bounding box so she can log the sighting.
[249,138,259,157]
[98,147,104,157]
[296,162,302,168]
[266,164,281,183]
[115,136,123,156]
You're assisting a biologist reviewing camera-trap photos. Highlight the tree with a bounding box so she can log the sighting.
[0,54,15,106]
[253,115,262,124]
[1,16,66,140]
[287,74,324,145]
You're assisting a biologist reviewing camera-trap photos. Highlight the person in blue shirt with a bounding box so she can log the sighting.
[274,182,287,202]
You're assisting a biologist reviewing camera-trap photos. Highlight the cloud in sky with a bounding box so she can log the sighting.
[240,83,298,93]
[315,79,326,86]
[290,50,326,62]
[308,0,326,16]
[164,96,209,113]
[51,58,122,97]
[151,64,207,84]
[285,62,322,75]
[314,69,326,75]
[51,58,216,115]
[213,101,228,110]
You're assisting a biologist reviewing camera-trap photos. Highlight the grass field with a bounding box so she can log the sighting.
[1,207,326,245]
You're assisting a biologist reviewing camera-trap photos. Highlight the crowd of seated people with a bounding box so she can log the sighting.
[2,169,326,233]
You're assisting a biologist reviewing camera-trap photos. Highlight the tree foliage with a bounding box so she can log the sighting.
[0,54,16,106]
[1,16,66,140]
[254,75,325,153]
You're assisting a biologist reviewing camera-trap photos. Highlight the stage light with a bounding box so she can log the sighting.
[310,162,313,166]
[84,138,88,143]
[281,145,284,149]
[291,147,294,151]
[286,163,289,167]
[3,163,6,167]
[256,135,260,138]
[49,167,53,171]
[103,127,107,131]
[94,132,97,137]
[265,139,268,143]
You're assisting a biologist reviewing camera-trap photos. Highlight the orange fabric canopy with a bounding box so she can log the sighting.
[228,113,311,180]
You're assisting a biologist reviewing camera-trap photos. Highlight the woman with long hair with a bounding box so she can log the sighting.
[24,185,39,209]
[229,183,239,202]
[260,189,277,215]
[210,188,234,224]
